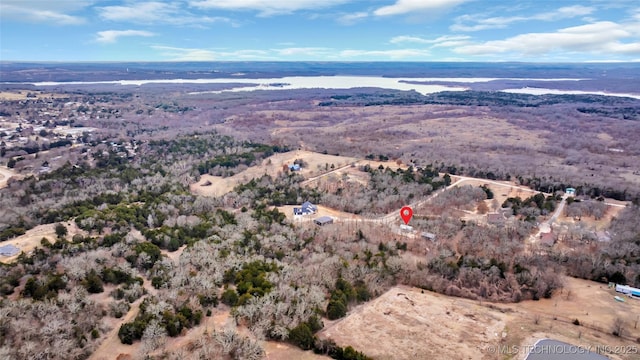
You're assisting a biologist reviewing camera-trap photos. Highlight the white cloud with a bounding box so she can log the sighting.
[151,46,218,60]
[150,45,431,60]
[273,47,332,56]
[151,46,272,61]
[452,5,595,32]
[0,0,90,25]
[390,35,470,45]
[189,0,350,16]
[390,36,432,44]
[339,49,431,59]
[96,30,156,44]
[454,21,640,57]
[374,0,469,16]
[338,11,369,24]
[98,1,232,26]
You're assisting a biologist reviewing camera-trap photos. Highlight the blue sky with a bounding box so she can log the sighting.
[1,0,639,62]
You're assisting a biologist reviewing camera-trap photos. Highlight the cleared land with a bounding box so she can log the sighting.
[0,222,84,263]
[320,278,640,360]
[191,150,357,197]
[0,91,69,100]
[319,285,507,360]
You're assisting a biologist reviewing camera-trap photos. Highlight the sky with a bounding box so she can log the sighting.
[1,0,639,62]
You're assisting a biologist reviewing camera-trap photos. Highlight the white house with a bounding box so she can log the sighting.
[293,201,317,216]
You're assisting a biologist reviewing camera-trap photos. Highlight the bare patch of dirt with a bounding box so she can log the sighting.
[264,342,329,360]
[0,166,17,189]
[319,285,507,360]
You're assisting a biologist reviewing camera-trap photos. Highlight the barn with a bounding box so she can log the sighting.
[421,232,437,241]
[314,216,333,226]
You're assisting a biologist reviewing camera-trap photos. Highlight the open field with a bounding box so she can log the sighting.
[0,91,70,100]
[319,284,508,360]
[321,277,640,360]
[191,150,357,197]
[251,107,551,156]
[450,176,541,208]
[0,221,84,263]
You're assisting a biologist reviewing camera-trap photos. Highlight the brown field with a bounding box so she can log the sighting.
[320,277,640,360]
[0,91,70,100]
[191,150,357,197]
[319,285,508,360]
[0,221,84,263]
[252,107,550,155]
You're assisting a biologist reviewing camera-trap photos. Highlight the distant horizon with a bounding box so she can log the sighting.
[1,1,639,62]
[2,60,640,64]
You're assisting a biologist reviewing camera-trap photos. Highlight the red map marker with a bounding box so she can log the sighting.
[400,206,413,225]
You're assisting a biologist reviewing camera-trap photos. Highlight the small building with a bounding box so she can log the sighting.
[487,213,504,225]
[539,232,555,247]
[399,224,413,232]
[314,216,333,226]
[565,187,576,196]
[288,164,301,171]
[421,232,437,241]
[0,244,20,257]
[615,284,640,298]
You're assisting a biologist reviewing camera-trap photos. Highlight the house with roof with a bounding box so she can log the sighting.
[288,163,301,171]
[565,187,576,196]
[293,201,317,216]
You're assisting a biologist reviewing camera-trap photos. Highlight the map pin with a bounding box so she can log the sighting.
[400,206,413,225]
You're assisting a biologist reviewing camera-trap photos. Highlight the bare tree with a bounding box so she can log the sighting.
[612,317,625,337]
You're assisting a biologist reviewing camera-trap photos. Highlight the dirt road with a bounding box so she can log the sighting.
[0,166,15,189]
